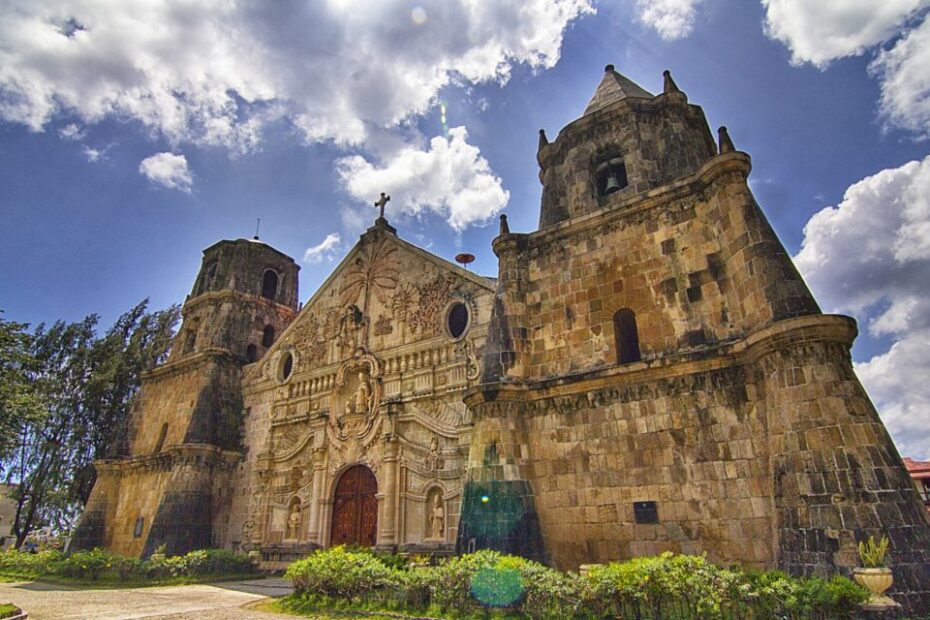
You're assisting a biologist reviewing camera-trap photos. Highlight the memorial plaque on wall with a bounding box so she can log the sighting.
[633,501,658,524]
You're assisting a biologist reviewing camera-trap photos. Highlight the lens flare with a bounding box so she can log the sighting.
[440,100,449,137]
[411,6,427,25]
[471,567,525,608]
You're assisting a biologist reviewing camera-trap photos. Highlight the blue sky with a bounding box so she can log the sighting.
[1,0,929,458]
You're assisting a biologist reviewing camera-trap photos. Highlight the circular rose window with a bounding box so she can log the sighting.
[447,302,469,339]
[278,351,294,382]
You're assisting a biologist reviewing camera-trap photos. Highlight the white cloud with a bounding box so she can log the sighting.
[303,233,342,264]
[870,16,930,137]
[635,0,704,40]
[761,0,929,67]
[762,1,930,138]
[58,123,84,141]
[794,156,930,459]
[82,145,102,162]
[138,152,192,193]
[335,126,509,231]
[0,0,593,150]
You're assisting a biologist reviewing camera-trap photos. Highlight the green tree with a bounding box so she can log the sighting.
[1,301,179,547]
[0,313,44,465]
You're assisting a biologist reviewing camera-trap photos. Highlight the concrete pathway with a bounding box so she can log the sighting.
[0,577,293,620]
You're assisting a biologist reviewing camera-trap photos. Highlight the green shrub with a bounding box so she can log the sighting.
[58,548,117,580]
[421,549,579,618]
[284,545,400,598]
[0,549,64,577]
[799,575,869,618]
[0,547,252,583]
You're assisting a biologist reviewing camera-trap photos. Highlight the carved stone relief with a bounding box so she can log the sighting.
[409,273,457,334]
[340,237,400,311]
[326,348,384,468]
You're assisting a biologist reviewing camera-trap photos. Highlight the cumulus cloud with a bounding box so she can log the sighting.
[635,0,704,40]
[303,233,342,264]
[138,152,192,193]
[870,17,930,137]
[761,0,929,67]
[794,156,930,459]
[335,126,509,231]
[762,1,930,138]
[0,0,593,150]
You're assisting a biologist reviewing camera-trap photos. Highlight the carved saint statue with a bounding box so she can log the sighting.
[287,503,301,539]
[337,305,363,356]
[425,436,443,472]
[352,371,374,415]
[429,494,445,540]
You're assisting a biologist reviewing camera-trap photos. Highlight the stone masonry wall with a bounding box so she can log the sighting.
[518,154,818,383]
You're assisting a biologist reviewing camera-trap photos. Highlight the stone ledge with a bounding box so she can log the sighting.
[464,314,856,407]
[94,443,242,475]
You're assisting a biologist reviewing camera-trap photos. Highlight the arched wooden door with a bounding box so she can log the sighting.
[330,465,378,547]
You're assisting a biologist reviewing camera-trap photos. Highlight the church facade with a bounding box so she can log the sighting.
[72,66,930,610]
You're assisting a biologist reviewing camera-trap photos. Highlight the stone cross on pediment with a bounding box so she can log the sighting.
[374,192,390,219]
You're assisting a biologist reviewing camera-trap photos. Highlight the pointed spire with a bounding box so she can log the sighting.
[538,129,548,149]
[583,64,653,116]
[718,126,735,153]
[499,214,510,236]
[663,70,680,94]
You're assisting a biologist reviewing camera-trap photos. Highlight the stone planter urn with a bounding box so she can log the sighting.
[853,567,897,610]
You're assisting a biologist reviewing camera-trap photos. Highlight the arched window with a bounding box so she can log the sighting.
[199,261,218,295]
[262,325,276,347]
[596,157,628,196]
[614,308,641,364]
[153,422,168,453]
[183,329,197,354]
[246,344,258,363]
[262,269,279,300]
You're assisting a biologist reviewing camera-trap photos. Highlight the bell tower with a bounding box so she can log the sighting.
[461,65,930,614]
[73,238,299,557]
[537,65,717,228]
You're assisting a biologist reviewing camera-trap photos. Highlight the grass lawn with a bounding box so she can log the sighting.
[0,571,262,589]
[0,603,21,619]
[256,599,403,619]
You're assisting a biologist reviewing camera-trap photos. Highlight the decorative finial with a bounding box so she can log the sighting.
[538,129,548,148]
[499,213,510,235]
[254,217,261,240]
[605,64,615,73]
[374,192,391,220]
[663,70,680,94]
[718,126,735,153]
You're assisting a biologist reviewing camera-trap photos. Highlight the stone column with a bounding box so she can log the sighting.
[378,438,400,549]
[307,447,327,545]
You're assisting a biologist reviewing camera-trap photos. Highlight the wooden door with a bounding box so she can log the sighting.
[330,465,378,547]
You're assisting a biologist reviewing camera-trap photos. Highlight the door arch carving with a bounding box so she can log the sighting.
[330,465,378,547]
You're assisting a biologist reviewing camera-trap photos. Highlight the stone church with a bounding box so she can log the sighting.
[72,66,930,610]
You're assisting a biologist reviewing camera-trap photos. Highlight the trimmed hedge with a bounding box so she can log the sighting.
[283,547,869,619]
[0,547,253,583]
